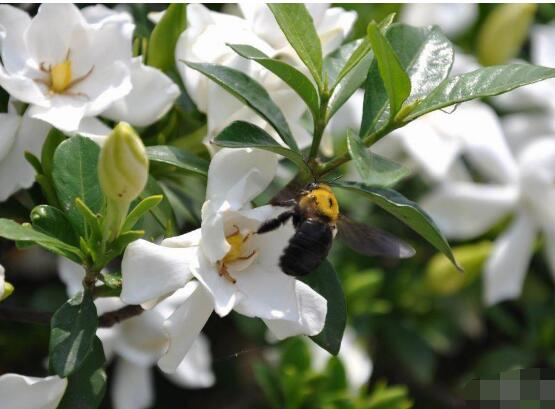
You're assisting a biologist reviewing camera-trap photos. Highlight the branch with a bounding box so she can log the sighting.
[0,304,144,328]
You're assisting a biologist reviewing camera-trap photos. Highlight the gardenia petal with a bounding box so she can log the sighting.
[158,280,214,373]
[165,334,215,388]
[112,359,154,409]
[0,374,67,409]
[102,57,179,127]
[75,117,111,145]
[401,3,477,37]
[121,239,196,306]
[0,111,49,202]
[484,211,537,306]
[421,183,519,240]
[542,229,555,284]
[0,263,4,299]
[57,257,85,297]
[0,5,31,74]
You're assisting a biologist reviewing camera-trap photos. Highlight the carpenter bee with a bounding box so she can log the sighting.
[257,182,415,276]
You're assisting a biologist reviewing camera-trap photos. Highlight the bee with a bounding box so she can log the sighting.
[257,182,415,276]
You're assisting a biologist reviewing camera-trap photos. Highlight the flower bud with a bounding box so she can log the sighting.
[0,264,13,301]
[99,122,149,204]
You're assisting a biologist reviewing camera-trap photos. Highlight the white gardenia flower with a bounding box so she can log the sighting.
[121,148,327,372]
[421,136,555,306]
[58,258,214,409]
[310,327,372,392]
[401,3,478,37]
[0,373,67,409]
[0,4,179,135]
[0,263,4,299]
[0,101,50,201]
[175,3,355,148]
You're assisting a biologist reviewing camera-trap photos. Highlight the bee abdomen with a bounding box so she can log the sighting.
[280,220,333,276]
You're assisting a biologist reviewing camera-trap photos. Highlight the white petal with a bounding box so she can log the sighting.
[401,3,477,37]
[0,263,4,299]
[75,116,111,145]
[0,112,19,161]
[81,4,133,27]
[531,23,555,68]
[27,96,88,133]
[263,280,327,339]
[121,239,196,306]
[0,112,49,201]
[0,5,31,74]
[0,374,67,409]
[97,327,118,362]
[57,257,85,297]
[102,57,179,127]
[162,228,202,248]
[0,66,50,107]
[316,6,357,55]
[158,280,214,373]
[112,359,154,409]
[165,334,215,388]
[484,212,537,305]
[421,183,518,240]
[543,229,555,285]
[206,147,278,206]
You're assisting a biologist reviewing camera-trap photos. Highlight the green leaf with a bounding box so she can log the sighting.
[58,337,107,409]
[366,22,411,124]
[184,62,299,151]
[146,145,208,176]
[332,181,461,270]
[253,362,282,409]
[52,136,103,237]
[214,121,311,176]
[49,291,98,377]
[361,24,453,138]
[268,4,323,87]
[122,195,163,232]
[228,43,320,118]
[42,128,67,177]
[31,205,79,246]
[346,131,409,187]
[141,176,177,237]
[301,260,346,355]
[147,4,186,72]
[0,218,82,262]
[406,64,555,121]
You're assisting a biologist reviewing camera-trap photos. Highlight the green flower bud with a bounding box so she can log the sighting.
[1,282,14,301]
[99,122,149,204]
[477,4,537,66]
[426,241,493,295]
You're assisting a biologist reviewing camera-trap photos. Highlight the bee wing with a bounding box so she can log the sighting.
[337,215,415,259]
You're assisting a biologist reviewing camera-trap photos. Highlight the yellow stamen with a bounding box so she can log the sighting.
[50,60,72,93]
[223,228,246,264]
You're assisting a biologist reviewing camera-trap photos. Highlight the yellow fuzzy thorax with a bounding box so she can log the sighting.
[50,60,72,93]
[299,183,339,222]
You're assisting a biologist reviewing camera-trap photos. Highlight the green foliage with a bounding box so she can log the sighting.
[268,4,324,88]
[147,4,186,72]
[146,145,208,176]
[184,62,299,151]
[301,261,346,356]
[30,205,79,246]
[49,291,98,377]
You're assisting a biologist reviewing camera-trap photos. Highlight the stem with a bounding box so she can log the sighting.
[307,92,330,162]
[103,198,129,243]
[318,123,397,177]
[0,304,144,328]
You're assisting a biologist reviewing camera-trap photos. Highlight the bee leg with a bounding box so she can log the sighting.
[257,210,295,234]
[217,262,236,284]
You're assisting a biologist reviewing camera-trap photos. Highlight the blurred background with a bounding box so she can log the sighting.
[2,3,555,409]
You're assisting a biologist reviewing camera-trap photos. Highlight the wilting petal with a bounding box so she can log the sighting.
[0,374,67,409]
[421,182,518,240]
[112,359,154,409]
[484,211,537,306]
[121,239,196,306]
[263,280,327,339]
[158,280,214,373]
[165,334,215,389]
[102,57,179,127]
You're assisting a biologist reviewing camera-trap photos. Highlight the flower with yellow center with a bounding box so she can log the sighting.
[217,226,256,284]
[49,60,72,93]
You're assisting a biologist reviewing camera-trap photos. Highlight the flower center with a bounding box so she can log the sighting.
[217,225,256,284]
[50,59,73,93]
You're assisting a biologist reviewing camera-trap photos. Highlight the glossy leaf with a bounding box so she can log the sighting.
[406,64,555,121]
[52,136,103,237]
[184,62,299,151]
[147,4,186,72]
[140,176,177,237]
[268,4,323,86]
[347,131,409,187]
[366,22,411,124]
[58,337,107,409]
[30,205,79,246]
[146,145,208,176]
[49,291,98,377]
[0,218,82,262]
[361,24,454,138]
[228,43,320,118]
[122,195,163,232]
[301,260,346,355]
[332,181,461,270]
[214,121,311,176]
